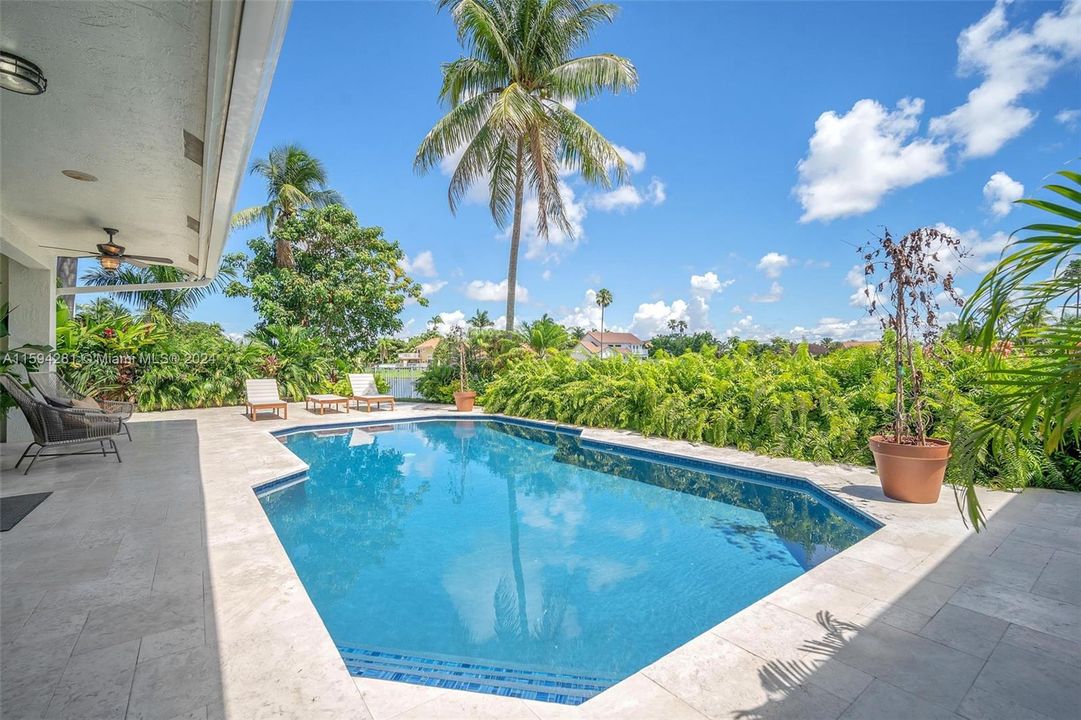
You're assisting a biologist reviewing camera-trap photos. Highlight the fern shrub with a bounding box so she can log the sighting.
[482,342,1071,491]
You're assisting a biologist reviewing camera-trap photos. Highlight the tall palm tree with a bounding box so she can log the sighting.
[81,264,235,321]
[415,0,638,331]
[232,144,344,269]
[469,309,493,329]
[428,315,444,332]
[595,287,612,357]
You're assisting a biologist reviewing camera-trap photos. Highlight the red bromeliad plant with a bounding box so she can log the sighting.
[859,227,966,445]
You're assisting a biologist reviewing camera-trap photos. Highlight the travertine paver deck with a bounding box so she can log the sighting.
[1,404,1078,719]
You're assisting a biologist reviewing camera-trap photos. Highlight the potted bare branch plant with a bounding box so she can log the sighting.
[860,227,965,503]
[450,326,476,412]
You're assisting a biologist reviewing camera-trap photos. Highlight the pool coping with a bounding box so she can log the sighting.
[248,410,888,709]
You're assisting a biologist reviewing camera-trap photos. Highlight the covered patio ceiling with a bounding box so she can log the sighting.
[0,0,291,284]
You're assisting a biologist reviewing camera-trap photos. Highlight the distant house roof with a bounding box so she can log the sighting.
[575,331,644,356]
[415,337,441,350]
[582,331,644,346]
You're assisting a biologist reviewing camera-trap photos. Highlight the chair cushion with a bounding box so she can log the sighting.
[72,396,102,410]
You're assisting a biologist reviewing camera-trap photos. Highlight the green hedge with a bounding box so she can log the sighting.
[482,342,1075,491]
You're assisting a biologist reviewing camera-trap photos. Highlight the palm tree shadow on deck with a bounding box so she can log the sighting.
[735,611,862,720]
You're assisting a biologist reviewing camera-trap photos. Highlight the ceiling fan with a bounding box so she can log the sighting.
[42,228,174,271]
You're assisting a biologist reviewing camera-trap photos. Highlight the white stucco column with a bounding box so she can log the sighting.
[2,254,56,443]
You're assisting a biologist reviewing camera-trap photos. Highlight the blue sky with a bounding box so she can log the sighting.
[189,0,1081,341]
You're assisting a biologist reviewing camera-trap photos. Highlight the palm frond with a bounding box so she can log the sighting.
[543,53,638,101]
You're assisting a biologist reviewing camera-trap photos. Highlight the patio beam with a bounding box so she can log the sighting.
[56,278,215,296]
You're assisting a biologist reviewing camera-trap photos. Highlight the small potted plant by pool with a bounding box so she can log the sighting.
[859,227,964,503]
[451,327,475,412]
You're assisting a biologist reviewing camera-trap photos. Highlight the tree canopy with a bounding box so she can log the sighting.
[224,205,425,357]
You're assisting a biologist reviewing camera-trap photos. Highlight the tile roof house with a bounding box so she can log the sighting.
[571,331,648,360]
[398,337,441,365]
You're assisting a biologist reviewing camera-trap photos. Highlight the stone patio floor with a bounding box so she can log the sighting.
[1,403,1078,719]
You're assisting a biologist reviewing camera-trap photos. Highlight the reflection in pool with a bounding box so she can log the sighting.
[259,419,877,704]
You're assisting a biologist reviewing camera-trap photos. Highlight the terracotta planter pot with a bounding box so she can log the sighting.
[453,391,476,412]
[869,435,951,503]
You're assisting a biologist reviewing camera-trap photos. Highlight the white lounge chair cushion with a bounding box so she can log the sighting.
[246,379,284,404]
[349,374,390,398]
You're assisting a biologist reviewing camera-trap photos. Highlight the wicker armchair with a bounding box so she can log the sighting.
[0,376,124,475]
[29,371,134,441]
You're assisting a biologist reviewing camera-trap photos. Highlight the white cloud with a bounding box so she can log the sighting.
[932,223,1011,273]
[630,299,689,338]
[421,280,447,295]
[756,252,791,278]
[796,98,949,222]
[541,269,552,281]
[690,271,733,297]
[402,250,438,278]
[1056,108,1081,129]
[623,272,735,336]
[433,310,467,334]
[983,171,1024,217]
[751,281,783,303]
[686,272,734,329]
[929,0,1081,158]
[464,278,529,303]
[590,177,666,212]
[722,315,773,341]
[789,316,882,341]
[845,264,883,309]
[613,145,647,174]
[558,289,607,331]
[730,305,744,314]
[646,178,666,205]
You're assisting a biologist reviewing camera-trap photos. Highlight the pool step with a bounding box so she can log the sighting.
[336,644,617,706]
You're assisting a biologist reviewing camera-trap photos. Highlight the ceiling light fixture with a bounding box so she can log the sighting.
[61,170,97,182]
[0,51,47,95]
[98,255,122,272]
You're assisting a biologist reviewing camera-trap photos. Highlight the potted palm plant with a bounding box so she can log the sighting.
[450,326,476,412]
[860,227,965,503]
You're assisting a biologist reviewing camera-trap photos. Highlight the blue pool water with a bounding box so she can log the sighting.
[259,419,876,704]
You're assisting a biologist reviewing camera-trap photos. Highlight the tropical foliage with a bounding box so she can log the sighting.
[52,303,376,411]
[482,341,1075,492]
[415,0,638,329]
[80,264,235,321]
[518,315,570,355]
[224,205,426,357]
[0,301,49,416]
[954,165,1081,526]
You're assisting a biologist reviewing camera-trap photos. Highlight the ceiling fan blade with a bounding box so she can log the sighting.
[123,255,174,265]
[40,245,97,256]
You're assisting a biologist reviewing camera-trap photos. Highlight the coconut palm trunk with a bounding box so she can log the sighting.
[599,305,605,357]
[506,140,526,330]
[505,476,529,634]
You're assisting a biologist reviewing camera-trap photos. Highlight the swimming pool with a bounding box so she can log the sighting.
[257,418,877,705]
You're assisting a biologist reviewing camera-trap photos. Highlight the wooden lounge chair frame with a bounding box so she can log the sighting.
[348,373,396,412]
[245,379,288,421]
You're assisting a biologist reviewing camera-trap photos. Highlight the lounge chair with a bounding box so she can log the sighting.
[245,379,288,421]
[0,375,125,474]
[29,371,134,441]
[348,373,395,412]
